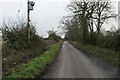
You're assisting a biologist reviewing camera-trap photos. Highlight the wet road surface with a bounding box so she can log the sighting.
[43,41,118,78]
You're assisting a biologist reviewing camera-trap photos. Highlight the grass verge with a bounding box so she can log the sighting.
[69,41,119,68]
[3,41,62,79]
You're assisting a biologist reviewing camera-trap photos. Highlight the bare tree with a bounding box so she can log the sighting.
[93,2,116,34]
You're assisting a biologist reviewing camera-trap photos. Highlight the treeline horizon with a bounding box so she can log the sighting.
[60,1,120,52]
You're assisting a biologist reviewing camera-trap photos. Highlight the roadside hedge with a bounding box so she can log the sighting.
[3,41,62,79]
[69,41,119,68]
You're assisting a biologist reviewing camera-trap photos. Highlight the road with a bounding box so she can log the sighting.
[43,41,118,78]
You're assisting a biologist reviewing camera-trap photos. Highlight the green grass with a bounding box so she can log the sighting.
[69,41,119,68]
[3,41,62,79]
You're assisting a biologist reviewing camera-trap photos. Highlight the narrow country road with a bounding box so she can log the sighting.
[43,41,118,78]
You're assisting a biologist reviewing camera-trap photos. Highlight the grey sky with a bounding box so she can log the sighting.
[0,0,70,37]
[0,0,119,37]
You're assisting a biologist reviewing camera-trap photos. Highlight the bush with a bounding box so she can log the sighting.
[47,29,61,42]
[2,20,45,50]
[100,31,119,52]
[1,20,46,76]
[69,41,119,67]
[3,42,62,78]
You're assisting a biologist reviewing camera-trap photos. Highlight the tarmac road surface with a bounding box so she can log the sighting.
[43,41,118,78]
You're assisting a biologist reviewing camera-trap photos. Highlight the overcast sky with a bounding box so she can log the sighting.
[0,0,119,37]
